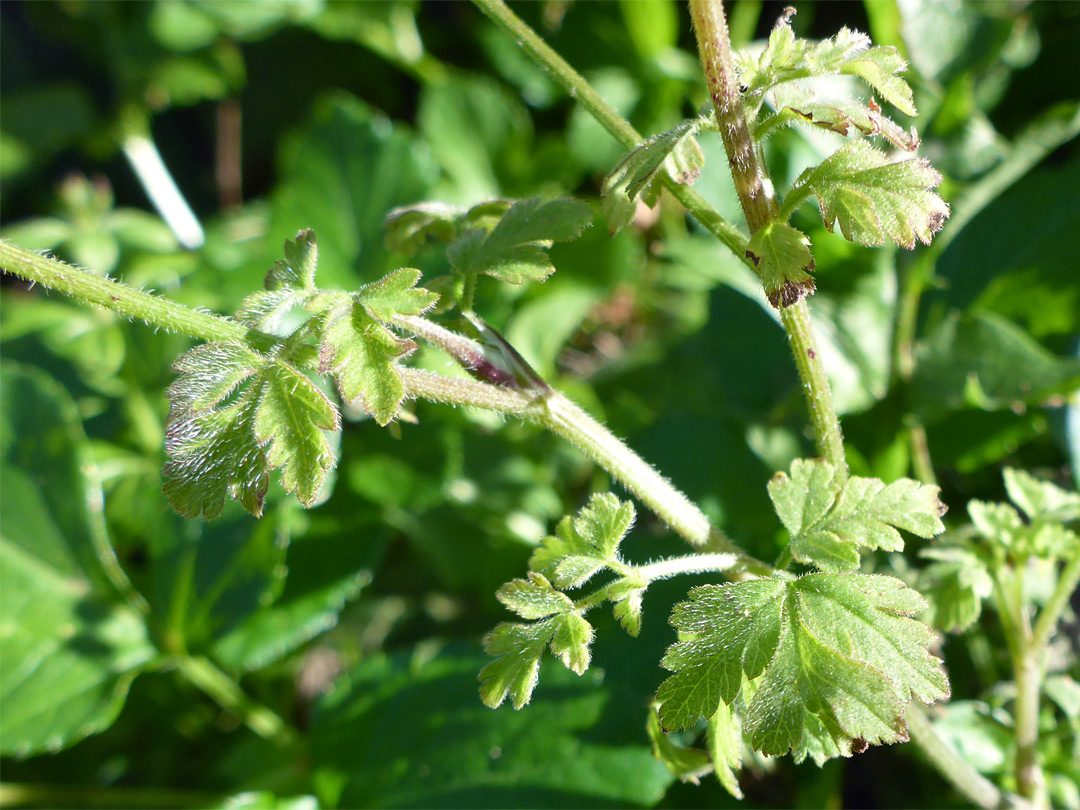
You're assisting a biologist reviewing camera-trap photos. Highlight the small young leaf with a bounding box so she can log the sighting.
[602,118,706,234]
[611,584,645,637]
[479,620,555,709]
[238,230,320,330]
[549,612,594,675]
[530,493,636,589]
[1003,468,1080,523]
[769,459,946,571]
[479,612,594,708]
[764,86,918,151]
[739,20,915,119]
[447,197,593,285]
[384,201,463,254]
[497,572,575,620]
[787,141,949,249]
[308,269,436,426]
[657,573,949,762]
[252,359,340,506]
[745,221,816,308]
[919,546,993,633]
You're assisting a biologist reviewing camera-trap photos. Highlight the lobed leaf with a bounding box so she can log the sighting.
[738,20,915,118]
[786,141,949,249]
[764,86,918,151]
[479,610,595,709]
[919,546,993,633]
[744,221,816,308]
[530,493,636,589]
[447,197,593,285]
[497,572,575,620]
[657,573,949,762]
[164,344,341,518]
[1003,467,1080,524]
[601,118,706,234]
[238,230,320,330]
[309,268,437,426]
[768,458,946,571]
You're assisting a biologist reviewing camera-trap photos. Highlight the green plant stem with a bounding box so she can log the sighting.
[0,783,224,809]
[688,0,847,477]
[904,706,1009,810]
[472,0,749,261]
[574,552,742,613]
[173,655,298,747]
[1031,547,1080,651]
[0,239,770,567]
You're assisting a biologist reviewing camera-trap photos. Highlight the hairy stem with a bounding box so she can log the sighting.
[689,0,847,476]
[1,240,770,567]
[173,655,297,747]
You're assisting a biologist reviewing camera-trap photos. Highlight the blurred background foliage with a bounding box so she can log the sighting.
[1,1,1078,807]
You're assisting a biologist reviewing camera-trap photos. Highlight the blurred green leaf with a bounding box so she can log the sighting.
[311,647,672,808]
[0,363,155,756]
[911,312,1080,424]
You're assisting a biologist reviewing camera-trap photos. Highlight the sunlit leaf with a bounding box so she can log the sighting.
[745,221,816,308]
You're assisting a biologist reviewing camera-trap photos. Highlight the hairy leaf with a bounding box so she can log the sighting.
[707,699,745,798]
[530,493,636,589]
[384,199,514,256]
[164,345,340,518]
[745,221,816,308]
[657,574,949,762]
[768,459,946,570]
[601,118,706,233]
[764,86,918,150]
[497,572,575,620]
[479,609,594,709]
[446,197,593,284]
[738,20,915,118]
[310,268,437,426]
[786,141,949,249]
[238,230,320,331]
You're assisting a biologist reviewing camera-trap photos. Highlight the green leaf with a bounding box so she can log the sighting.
[739,21,915,118]
[647,705,714,786]
[610,582,646,637]
[911,313,1080,424]
[237,230,320,331]
[601,118,706,234]
[919,545,993,633]
[164,346,340,518]
[707,699,745,799]
[497,572,575,620]
[313,649,673,808]
[0,364,155,756]
[479,620,556,709]
[446,197,593,285]
[786,141,949,249]
[549,612,594,675]
[529,493,636,589]
[1003,467,1080,523]
[764,86,918,150]
[768,459,946,571]
[745,221,816,308]
[657,573,949,762]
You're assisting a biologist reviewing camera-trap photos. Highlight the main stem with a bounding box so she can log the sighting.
[689,0,846,475]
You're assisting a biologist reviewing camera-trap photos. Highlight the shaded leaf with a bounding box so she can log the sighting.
[446,197,593,285]
[707,699,745,798]
[647,705,714,786]
[919,545,993,633]
[602,118,706,233]
[1003,467,1080,524]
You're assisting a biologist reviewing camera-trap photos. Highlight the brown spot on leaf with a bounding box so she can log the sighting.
[745,250,761,267]
[936,498,949,518]
[868,99,881,113]
[676,167,701,185]
[807,348,816,359]
[851,738,869,755]
[927,210,947,233]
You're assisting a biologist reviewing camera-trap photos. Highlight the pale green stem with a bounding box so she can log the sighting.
[575,552,743,612]
[472,0,749,262]
[904,706,1010,810]
[173,655,297,747]
[1031,547,1080,652]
